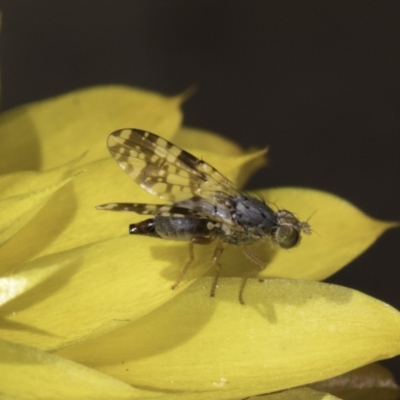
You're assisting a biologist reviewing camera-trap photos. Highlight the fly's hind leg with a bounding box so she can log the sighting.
[171,237,213,291]
[239,245,267,305]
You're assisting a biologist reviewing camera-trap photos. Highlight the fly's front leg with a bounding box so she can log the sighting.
[210,239,225,298]
[239,245,267,305]
[171,237,213,291]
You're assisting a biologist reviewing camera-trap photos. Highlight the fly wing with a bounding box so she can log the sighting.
[96,202,203,217]
[106,129,239,202]
[96,201,246,233]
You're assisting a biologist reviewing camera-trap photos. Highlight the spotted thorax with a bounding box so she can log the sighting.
[97,129,311,304]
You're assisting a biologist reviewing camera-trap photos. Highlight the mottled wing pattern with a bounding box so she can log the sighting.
[96,202,203,218]
[96,201,247,232]
[106,129,239,202]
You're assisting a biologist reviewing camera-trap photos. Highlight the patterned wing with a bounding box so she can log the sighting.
[106,129,239,202]
[95,201,246,233]
[96,202,199,217]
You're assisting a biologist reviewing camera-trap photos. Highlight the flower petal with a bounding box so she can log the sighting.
[0,262,66,306]
[175,126,244,156]
[2,182,395,351]
[0,157,162,268]
[0,156,82,265]
[174,126,268,188]
[0,85,184,173]
[223,187,397,280]
[0,135,266,269]
[0,338,153,399]
[206,148,267,190]
[0,165,75,249]
[263,187,397,280]
[56,278,400,398]
[0,235,211,350]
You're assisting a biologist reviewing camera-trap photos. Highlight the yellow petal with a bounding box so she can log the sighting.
[0,156,81,264]
[174,126,268,188]
[0,338,154,399]
[0,157,157,268]
[0,262,66,306]
[207,148,267,190]
[175,126,244,156]
[0,141,266,349]
[0,235,211,350]
[0,155,82,198]
[57,278,400,399]
[0,136,265,268]
[264,187,397,280]
[217,187,397,281]
[1,172,395,351]
[0,85,183,174]
[0,167,74,249]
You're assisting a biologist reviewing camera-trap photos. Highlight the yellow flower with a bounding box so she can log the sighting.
[0,86,399,399]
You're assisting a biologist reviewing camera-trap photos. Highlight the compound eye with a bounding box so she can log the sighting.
[275,226,300,249]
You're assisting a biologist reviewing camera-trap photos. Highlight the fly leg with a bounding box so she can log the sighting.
[171,239,195,290]
[210,239,225,298]
[171,237,213,291]
[239,245,267,305]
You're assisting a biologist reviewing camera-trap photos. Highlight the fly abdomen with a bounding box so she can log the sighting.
[129,219,161,238]
[153,216,224,241]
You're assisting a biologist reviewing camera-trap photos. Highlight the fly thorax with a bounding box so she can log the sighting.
[232,196,275,237]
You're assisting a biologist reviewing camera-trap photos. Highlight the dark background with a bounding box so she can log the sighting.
[1,1,400,382]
